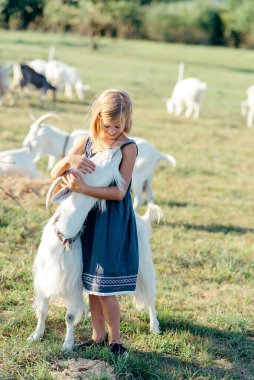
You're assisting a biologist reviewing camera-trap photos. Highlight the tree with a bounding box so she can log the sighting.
[0,0,44,29]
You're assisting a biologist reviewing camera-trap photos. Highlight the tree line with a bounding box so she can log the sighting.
[1,0,254,48]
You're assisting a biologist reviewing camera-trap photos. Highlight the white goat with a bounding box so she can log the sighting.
[27,59,47,75]
[0,147,40,177]
[23,116,176,208]
[241,84,254,128]
[23,112,89,169]
[132,137,176,209]
[28,147,160,351]
[28,59,89,101]
[167,77,207,119]
[0,64,10,106]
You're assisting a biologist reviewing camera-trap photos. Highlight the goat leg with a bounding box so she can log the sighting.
[28,296,49,341]
[145,176,154,205]
[62,307,76,351]
[148,304,160,334]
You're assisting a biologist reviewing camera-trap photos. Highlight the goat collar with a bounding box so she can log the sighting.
[53,214,83,251]
[62,134,70,157]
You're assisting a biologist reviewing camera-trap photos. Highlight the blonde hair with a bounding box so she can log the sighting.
[89,89,132,151]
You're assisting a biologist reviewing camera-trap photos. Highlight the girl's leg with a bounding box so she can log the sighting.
[89,294,106,342]
[99,295,121,344]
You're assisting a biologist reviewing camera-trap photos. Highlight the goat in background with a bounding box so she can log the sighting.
[23,113,176,209]
[28,59,89,101]
[0,64,11,106]
[0,147,40,177]
[166,63,207,119]
[241,84,254,128]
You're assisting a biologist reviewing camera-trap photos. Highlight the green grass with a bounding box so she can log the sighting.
[1,30,254,379]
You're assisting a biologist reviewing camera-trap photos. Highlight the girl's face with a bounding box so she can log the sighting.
[100,115,125,141]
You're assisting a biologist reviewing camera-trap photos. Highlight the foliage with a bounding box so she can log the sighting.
[197,5,225,45]
[0,0,44,29]
[1,1,254,51]
[221,0,254,48]
[230,0,254,37]
[143,0,226,45]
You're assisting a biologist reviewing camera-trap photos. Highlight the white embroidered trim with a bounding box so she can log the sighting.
[83,273,137,287]
[84,289,136,296]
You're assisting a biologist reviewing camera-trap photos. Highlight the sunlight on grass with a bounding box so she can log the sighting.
[1,30,254,379]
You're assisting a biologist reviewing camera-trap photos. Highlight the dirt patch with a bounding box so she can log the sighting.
[0,175,52,203]
[51,358,116,379]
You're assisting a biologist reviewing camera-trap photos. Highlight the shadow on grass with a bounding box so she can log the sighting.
[0,38,89,49]
[165,221,254,235]
[0,37,110,51]
[159,200,199,208]
[181,58,254,76]
[73,321,253,379]
[73,344,229,380]
[154,316,254,380]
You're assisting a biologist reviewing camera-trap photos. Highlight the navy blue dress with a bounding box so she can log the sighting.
[81,137,139,296]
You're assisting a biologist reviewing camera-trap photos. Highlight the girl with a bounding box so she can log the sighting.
[51,89,139,357]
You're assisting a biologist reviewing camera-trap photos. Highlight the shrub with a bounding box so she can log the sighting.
[197,7,225,45]
[143,1,201,43]
[0,0,44,29]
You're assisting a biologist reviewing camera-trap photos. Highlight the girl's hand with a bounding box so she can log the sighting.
[67,154,96,174]
[62,171,89,194]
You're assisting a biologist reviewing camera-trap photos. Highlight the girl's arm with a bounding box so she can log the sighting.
[51,136,96,180]
[62,143,137,201]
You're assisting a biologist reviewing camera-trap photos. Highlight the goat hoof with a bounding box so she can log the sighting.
[150,322,161,335]
[27,332,43,342]
[61,340,74,352]
[150,328,161,335]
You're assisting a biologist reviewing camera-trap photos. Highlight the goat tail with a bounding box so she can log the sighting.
[200,82,207,90]
[142,203,163,224]
[177,62,185,82]
[48,45,55,61]
[133,207,160,310]
[158,152,176,167]
[133,204,162,309]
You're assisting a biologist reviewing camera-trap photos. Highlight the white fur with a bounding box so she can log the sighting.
[132,137,176,209]
[23,113,88,168]
[241,84,254,128]
[28,59,89,101]
[22,117,176,208]
[0,147,40,177]
[0,64,10,106]
[167,77,207,119]
[28,148,160,351]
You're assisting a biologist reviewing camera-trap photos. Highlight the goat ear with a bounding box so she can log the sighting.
[51,187,72,203]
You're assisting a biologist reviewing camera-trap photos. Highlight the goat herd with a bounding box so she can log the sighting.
[0,57,254,124]
[1,55,252,352]
[0,53,89,106]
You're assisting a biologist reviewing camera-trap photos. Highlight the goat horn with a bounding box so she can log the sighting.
[29,113,36,121]
[35,112,61,127]
[46,176,63,210]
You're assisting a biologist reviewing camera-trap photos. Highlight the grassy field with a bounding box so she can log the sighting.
[0,30,254,379]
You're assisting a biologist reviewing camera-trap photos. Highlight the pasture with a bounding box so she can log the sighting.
[0,30,254,379]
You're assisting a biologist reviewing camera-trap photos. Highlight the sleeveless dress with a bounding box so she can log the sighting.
[81,137,139,296]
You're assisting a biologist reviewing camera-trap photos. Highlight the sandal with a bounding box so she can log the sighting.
[109,343,128,357]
